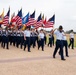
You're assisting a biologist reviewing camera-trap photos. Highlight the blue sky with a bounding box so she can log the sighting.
[0,0,76,31]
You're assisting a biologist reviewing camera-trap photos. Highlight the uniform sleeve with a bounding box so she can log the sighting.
[62,32,65,35]
[38,33,40,37]
[24,31,26,35]
[54,30,58,35]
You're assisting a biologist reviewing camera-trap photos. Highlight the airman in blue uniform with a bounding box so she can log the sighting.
[53,26,66,60]
[68,30,74,49]
[24,26,31,52]
[38,29,45,51]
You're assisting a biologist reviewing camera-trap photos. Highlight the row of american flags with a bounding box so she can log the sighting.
[0,8,55,29]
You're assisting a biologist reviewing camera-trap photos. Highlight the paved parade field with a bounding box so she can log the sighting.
[0,44,76,75]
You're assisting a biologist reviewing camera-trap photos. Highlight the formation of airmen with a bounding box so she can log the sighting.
[0,26,47,51]
[0,25,75,61]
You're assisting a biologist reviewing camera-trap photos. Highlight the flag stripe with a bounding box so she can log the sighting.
[44,21,54,28]
[3,16,9,26]
[2,8,10,26]
[26,18,36,26]
[35,20,43,28]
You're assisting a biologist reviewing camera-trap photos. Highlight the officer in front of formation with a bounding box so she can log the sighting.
[68,30,74,49]
[24,26,31,52]
[2,28,9,49]
[38,29,45,51]
[53,25,66,60]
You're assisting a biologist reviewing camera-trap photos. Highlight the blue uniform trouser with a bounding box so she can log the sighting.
[13,36,16,46]
[24,37,30,51]
[20,36,24,49]
[38,39,44,51]
[30,37,35,48]
[2,36,9,49]
[44,36,46,45]
[68,38,74,49]
[16,36,20,48]
[48,38,50,46]
[53,40,64,59]
[35,36,38,46]
[48,38,52,47]
[52,36,54,46]
[30,37,33,47]
[10,36,13,45]
[50,38,52,47]
[59,40,68,56]
[0,36,2,43]
[63,40,68,56]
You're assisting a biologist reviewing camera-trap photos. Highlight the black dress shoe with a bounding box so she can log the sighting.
[28,51,31,52]
[24,49,25,51]
[7,48,9,50]
[38,47,39,50]
[68,46,70,48]
[42,50,44,51]
[59,52,61,55]
[53,55,55,58]
[66,55,69,57]
[61,59,66,61]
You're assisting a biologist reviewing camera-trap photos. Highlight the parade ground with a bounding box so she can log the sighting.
[0,44,76,75]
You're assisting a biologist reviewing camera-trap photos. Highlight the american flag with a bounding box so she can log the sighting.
[26,11,36,26]
[27,18,36,26]
[2,8,10,26]
[35,20,43,29]
[44,21,54,28]
[35,14,43,29]
[44,14,55,28]
[15,16,22,26]
[14,9,22,26]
